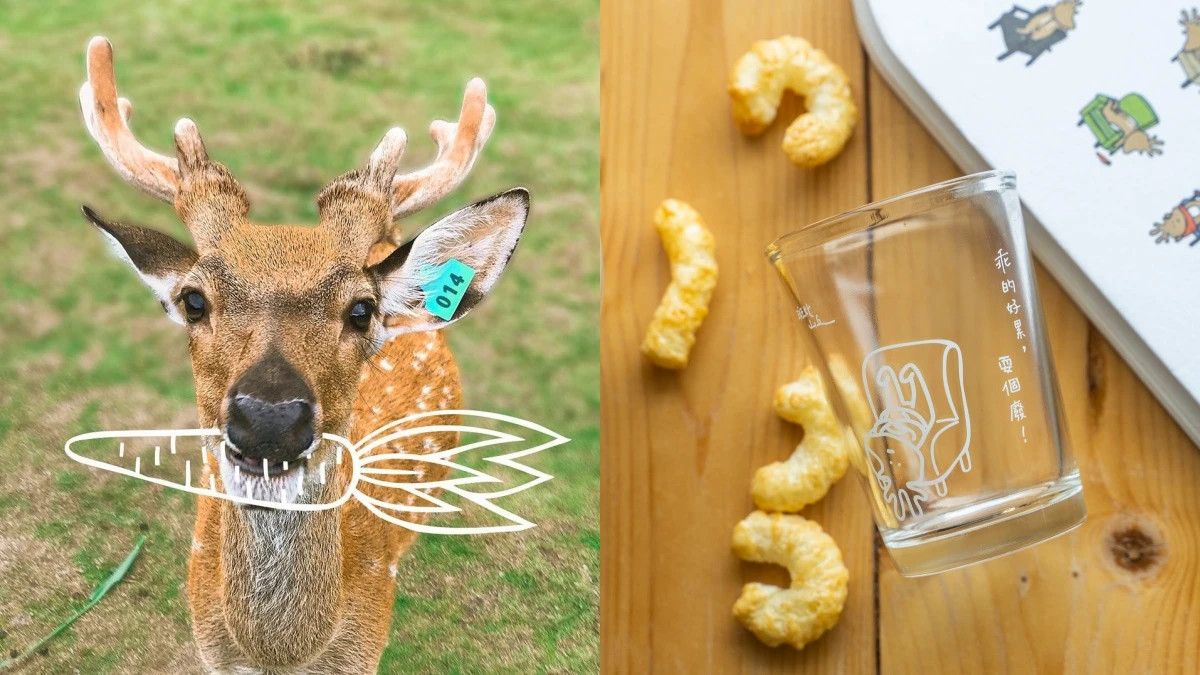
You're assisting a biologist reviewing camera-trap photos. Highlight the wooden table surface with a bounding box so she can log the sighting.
[599,0,1200,672]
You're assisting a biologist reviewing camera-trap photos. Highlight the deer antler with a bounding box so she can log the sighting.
[78,37,182,203]
[80,37,247,250]
[1150,218,1172,244]
[318,127,408,257]
[390,78,497,220]
[320,79,497,260]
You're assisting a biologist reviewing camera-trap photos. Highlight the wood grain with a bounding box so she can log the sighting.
[601,2,1200,673]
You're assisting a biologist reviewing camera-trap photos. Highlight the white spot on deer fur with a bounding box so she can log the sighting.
[371,406,382,415]
[423,437,438,451]
[441,386,451,396]
[192,537,204,551]
[389,562,399,578]
[385,385,394,394]
[417,400,428,411]
[437,367,446,376]
[421,385,432,396]
[379,358,394,372]
[360,372,368,382]
[411,360,422,371]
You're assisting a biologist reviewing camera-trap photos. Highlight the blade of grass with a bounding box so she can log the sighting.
[0,535,147,671]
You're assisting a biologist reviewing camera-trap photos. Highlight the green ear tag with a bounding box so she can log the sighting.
[422,259,476,321]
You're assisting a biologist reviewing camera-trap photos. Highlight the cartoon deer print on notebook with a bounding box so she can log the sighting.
[990,1,1082,66]
[1078,93,1164,160]
[1150,191,1200,246]
[1174,8,1200,90]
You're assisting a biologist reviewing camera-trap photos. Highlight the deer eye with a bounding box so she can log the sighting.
[347,300,374,332]
[183,291,207,323]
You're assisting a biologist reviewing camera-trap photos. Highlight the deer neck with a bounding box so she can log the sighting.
[217,451,348,665]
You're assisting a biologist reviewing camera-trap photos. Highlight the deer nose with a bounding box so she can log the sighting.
[224,349,317,463]
[226,395,315,462]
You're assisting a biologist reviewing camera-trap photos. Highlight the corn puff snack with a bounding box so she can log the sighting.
[826,354,897,527]
[641,199,718,369]
[732,511,849,649]
[826,355,871,477]
[728,36,857,168]
[752,366,849,512]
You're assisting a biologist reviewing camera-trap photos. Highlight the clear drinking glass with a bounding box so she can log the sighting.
[767,170,1085,576]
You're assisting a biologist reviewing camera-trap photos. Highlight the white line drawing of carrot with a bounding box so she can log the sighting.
[64,410,568,535]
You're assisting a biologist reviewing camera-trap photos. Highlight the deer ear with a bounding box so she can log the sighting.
[82,206,198,325]
[371,188,529,336]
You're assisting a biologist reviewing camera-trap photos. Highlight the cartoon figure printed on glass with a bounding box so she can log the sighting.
[797,303,835,330]
[861,340,972,522]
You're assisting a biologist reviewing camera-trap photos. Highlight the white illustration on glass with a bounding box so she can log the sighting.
[862,340,972,522]
[64,410,567,536]
[797,304,836,329]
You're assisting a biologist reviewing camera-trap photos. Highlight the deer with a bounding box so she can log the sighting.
[1150,190,1200,245]
[75,36,529,674]
[1174,8,1200,89]
[1015,0,1080,42]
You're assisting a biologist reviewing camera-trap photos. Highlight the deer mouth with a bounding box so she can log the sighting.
[223,443,291,478]
[218,432,321,482]
[216,436,325,505]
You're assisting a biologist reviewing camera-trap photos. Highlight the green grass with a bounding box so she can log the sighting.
[0,0,599,672]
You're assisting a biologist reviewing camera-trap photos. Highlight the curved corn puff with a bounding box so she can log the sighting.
[732,511,849,649]
[752,366,849,512]
[728,36,857,168]
[826,355,871,478]
[641,199,718,369]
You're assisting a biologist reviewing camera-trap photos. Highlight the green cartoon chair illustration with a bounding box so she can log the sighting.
[1078,93,1163,157]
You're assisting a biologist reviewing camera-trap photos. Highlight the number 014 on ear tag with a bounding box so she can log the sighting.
[421,259,475,321]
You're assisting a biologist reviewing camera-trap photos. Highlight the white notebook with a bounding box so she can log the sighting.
[853,0,1200,447]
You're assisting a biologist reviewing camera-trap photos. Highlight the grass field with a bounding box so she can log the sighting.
[0,1,598,672]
